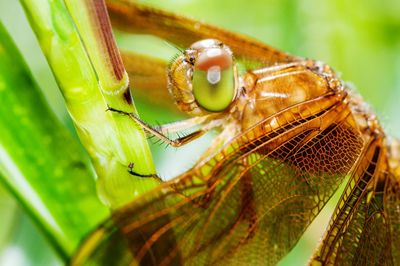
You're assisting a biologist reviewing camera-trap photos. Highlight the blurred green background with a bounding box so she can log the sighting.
[0,0,399,265]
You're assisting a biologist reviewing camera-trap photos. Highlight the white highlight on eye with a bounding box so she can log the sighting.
[206,48,222,58]
[207,66,221,84]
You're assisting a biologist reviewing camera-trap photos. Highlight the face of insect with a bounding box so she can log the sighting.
[167,39,238,116]
[167,38,339,134]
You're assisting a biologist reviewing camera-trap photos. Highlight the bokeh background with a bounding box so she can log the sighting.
[0,0,399,265]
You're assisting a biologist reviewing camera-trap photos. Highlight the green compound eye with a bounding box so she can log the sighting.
[192,47,236,112]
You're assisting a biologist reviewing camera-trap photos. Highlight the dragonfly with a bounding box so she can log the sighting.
[72,1,400,265]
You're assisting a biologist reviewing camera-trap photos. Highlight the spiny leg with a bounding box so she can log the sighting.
[106,106,219,148]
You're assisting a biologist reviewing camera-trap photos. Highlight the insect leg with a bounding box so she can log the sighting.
[126,162,163,182]
[107,106,219,147]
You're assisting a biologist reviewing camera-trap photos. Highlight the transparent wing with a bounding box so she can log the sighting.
[120,51,180,110]
[386,172,400,265]
[71,94,364,266]
[310,137,400,265]
[106,0,299,69]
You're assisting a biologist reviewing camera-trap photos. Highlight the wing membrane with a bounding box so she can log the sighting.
[310,137,400,265]
[72,95,364,266]
[386,172,400,265]
[120,51,181,111]
[106,0,298,67]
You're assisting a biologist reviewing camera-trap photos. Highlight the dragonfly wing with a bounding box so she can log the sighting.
[386,172,400,265]
[106,0,298,67]
[120,51,181,111]
[310,137,400,265]
[72,96,364,266]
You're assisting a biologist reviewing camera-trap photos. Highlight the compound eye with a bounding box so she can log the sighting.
[192,46,235,112]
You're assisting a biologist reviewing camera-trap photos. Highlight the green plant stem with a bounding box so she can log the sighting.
[20,0,160,209]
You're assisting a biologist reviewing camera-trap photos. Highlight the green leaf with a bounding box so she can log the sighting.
[0,22,109,258]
